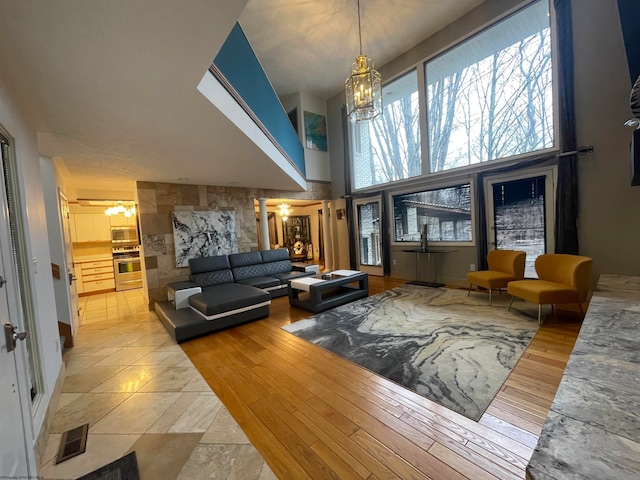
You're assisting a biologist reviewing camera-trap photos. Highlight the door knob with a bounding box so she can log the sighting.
[4,322,28,353]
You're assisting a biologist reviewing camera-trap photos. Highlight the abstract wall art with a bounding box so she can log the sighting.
[304,111,328,151]
[172,210,237,267]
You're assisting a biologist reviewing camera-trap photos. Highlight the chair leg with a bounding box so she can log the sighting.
[467,284,472,297]
[489,289,493,305]
[538,304,542,325]
[508,296,515,311]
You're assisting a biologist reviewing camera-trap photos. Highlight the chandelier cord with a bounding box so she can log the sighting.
[357,0,363,55]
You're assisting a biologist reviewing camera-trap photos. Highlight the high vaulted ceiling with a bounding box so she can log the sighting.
[0,0,485,198]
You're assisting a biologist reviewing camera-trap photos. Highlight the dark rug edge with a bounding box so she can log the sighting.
[76,451,139,480]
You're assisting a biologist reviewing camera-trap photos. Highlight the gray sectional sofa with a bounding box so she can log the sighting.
[155,248,315,342]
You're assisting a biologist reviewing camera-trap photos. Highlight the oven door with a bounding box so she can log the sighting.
[113,258,142,291]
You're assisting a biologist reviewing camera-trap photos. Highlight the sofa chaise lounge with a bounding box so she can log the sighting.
[155,248,315,342]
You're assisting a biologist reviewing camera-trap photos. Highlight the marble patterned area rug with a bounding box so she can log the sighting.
[283,285,540,421]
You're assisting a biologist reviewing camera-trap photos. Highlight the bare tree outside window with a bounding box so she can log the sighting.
[351,1,554,190]
[353,70,421,189]
[427,0,553,172]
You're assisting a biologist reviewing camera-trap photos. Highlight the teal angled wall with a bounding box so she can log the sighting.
[214,23,306,176]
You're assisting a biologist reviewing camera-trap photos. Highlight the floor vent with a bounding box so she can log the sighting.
[56,423,89,464]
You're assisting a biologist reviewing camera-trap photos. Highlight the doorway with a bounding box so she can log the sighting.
[485,167,556,278]
[354,197,383,276]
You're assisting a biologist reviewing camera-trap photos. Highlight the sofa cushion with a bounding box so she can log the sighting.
[261,249,293,275]
[189,255,234,287]
[229,252,268,281]
[260,248,291,263]
[189,255,231,274]
[191,270,234,288]
[189,283,270,317]
[236,276,281,289]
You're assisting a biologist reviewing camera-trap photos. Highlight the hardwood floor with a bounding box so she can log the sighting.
[181,277,582,479]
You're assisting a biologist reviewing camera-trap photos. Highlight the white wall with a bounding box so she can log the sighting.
[572,0,640,280]
[281,91,332,182]
[40,157,73,330]
[0,73,62,439]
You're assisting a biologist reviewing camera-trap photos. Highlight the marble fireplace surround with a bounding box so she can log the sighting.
[527,275,640,479]
[136,181,331,309]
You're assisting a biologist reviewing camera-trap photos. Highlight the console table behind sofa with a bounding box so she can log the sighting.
[527,274,640,479]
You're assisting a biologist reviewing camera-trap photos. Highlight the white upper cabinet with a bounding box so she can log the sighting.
[109,214,137,227]
[72,213,112,242]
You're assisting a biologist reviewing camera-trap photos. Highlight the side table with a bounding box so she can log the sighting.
[402,250,456,287]
[167,281,202,309]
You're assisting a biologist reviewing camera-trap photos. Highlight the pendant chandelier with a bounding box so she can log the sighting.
[345,0,382,123]
[104,201,136,217]
[277,203,292,221]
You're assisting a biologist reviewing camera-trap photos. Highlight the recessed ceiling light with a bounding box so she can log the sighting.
[228,181,239,185]
[177,177,189,181]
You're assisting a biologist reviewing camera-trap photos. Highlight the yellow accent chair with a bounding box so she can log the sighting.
[467,250,526,305]
[507,254,592,325]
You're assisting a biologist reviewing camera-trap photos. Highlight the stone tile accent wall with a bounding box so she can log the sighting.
[137,181,331,309]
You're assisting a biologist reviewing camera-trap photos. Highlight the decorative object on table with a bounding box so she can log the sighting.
[283,285,540,420]
[420,223,429,252]
[172,211,237,267]
[345,0,382,122]
[304,111,328,151]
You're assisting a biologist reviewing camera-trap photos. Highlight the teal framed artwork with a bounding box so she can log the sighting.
[304,111,328,151]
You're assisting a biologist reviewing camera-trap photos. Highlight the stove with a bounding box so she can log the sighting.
[112,245,140,258]
[112,245,142,291]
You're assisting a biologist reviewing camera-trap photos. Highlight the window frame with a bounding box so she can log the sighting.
[349,0,559,193]
[350,67,422,190]
[388,178,476,247]
[483,165,557,259]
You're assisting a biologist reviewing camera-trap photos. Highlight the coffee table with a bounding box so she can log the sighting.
[288,270,369,313]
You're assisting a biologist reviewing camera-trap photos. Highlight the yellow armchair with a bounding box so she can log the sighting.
[507,254,592,324]
[467,250,526,304]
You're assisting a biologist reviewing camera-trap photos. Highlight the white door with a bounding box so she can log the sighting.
[354,197,384,276]
[59,190,80,331]
[0,136,34,476]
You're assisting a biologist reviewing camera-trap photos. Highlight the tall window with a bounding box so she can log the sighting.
[352,70,421,189]
[427,0,553,172]
[393,184,472,243]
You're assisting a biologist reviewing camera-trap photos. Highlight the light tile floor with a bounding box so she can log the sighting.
[39,289,276,480]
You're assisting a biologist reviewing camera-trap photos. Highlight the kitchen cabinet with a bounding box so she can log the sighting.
[77,259,115,294]
[72,214,112,242]
[70,214,78,243]
[109,214,137,227]
[75,267,83,294]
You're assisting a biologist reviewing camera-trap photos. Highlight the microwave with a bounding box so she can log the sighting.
[111,226,138,244]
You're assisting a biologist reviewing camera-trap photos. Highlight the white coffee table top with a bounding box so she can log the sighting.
[289,277,325,292]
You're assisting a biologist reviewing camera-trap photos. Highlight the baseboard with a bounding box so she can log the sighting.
[33,361,66,469]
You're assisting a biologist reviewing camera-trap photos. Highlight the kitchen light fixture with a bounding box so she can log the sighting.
[104,202,136,217]
[345,0,382,122]
[277,203,292,221]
